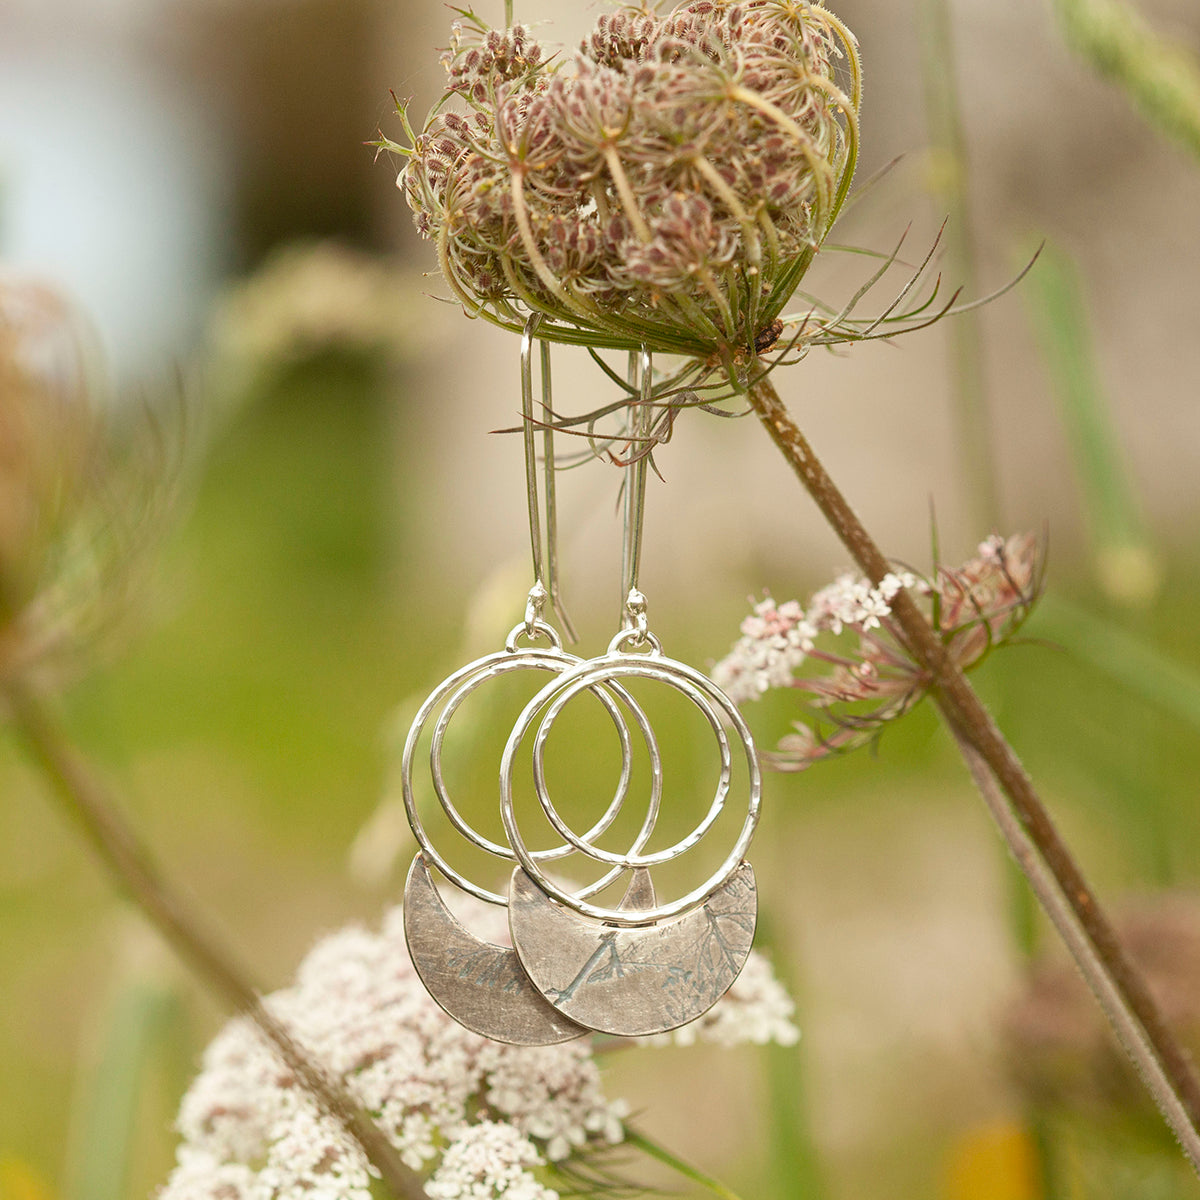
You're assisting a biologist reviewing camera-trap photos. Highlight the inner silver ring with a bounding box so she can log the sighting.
[529,667,726,867]
[500,651,762,925]
[402,627,660,906]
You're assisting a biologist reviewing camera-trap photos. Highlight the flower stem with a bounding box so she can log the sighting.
[745,372,1200,1174]
[625,1127,747,1200]
[3,681,428,1200]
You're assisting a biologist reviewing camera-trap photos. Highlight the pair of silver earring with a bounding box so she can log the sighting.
[401,319,761,1044]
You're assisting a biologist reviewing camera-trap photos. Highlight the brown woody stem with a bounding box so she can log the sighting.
[746,373,1200,1172]
[5,681,428,1200]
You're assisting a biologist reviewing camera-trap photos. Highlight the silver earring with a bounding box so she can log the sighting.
[500,349,763,1038]
[401,316,639,1045]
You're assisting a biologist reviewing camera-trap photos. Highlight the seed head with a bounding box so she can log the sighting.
[385,1,861,374]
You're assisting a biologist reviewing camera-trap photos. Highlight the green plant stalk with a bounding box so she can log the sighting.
[1051,0,1200,161]
[4,681,428,1200]
[761,1042,823,1200]
[1024,243,1155,590]
[751,911,824,1199]
[746,372,1200,1174]
[64,967,179,1200]
[625,1128,747,1200]
[1038,595,1200,730]
[916,0,1000,534]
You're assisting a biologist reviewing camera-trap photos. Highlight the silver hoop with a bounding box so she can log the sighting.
[527,656,727,870]
[500,650,761,926]
[402,626,662,905]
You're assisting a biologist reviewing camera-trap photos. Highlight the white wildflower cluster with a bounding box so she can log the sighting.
[155,1150,257,1200]
[806,571,919,636]
[161,886,802,1199]
[258,1106,374,1200]
[712,535,1041,772]
[711,596,817,704]
[712,571,920,703]
[161,903,627,1200]
[644,950,800,1049]
[426,1122,556,1200]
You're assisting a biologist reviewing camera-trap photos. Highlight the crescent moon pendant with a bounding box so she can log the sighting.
[403,855,588,1045]
[508,861,758,1037]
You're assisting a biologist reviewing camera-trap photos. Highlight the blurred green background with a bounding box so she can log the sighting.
[2,0,1200,1198]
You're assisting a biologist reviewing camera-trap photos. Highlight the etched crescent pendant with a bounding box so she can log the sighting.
[507,861,758,1037]
[403,855,588,1045]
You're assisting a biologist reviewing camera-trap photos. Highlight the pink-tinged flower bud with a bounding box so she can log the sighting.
[713,534,1044,770]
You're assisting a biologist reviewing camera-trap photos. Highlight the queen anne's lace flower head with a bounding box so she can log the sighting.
[162,907,624,1199]
[425,1122,556,1200]
[383,1,861,372]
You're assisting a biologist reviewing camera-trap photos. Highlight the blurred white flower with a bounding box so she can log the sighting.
[163,900,627,1200]
[163,886,801,1198]
[642,950,800,1049]
[208,241,418,383]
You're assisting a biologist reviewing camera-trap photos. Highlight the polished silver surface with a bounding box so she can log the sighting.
[620,347,653,638]
[403,855,588,1045]
[508,861,758,1037]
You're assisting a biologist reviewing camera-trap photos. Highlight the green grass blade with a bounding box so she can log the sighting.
[1023,241,1160,605]
[64,929,181,1200]
[917,0,999,532]
[1050,0,1200,161]
[752,913,825,1200]
[1036,595,1200,730]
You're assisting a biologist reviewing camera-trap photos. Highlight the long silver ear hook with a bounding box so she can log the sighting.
[620,346,653,642]
[521,314,576,641]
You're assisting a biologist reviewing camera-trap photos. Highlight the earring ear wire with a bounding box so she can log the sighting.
[620,346,653,642]
[521,314,576,641]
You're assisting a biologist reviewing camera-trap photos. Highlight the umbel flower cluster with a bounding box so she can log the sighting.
[384,1,861,372]
[713,533,1044,769]
[161,894,798,1199]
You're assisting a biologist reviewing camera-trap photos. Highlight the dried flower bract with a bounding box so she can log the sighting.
[0,278,182,697]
